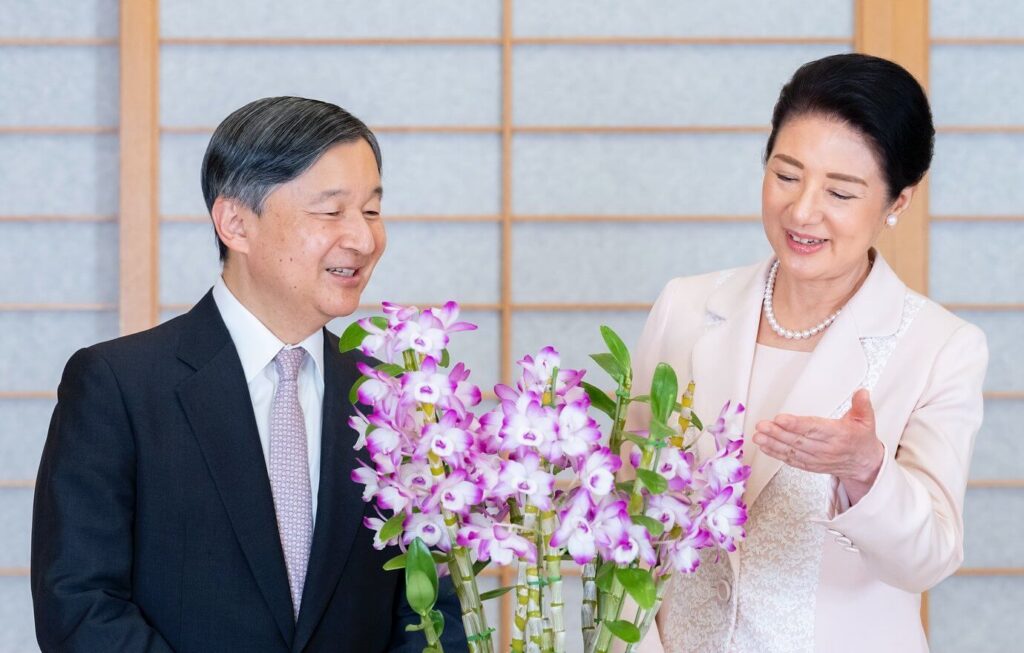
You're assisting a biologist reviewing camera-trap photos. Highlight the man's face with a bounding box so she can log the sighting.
[239,139,385,334]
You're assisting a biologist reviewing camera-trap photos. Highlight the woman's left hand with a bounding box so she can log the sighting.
[752,388,884,504]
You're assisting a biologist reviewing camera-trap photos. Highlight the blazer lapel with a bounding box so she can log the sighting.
[743,251,906,509]
[175,293,295,646]
[293,331,366,652]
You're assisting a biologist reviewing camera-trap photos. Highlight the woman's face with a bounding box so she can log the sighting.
[762,113,907,284]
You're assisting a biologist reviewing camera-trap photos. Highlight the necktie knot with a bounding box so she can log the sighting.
[274,347,306,383]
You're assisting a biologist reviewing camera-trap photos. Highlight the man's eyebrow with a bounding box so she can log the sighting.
[309,186,383,201]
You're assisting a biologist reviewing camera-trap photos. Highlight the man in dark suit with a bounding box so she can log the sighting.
[31,97,467,652]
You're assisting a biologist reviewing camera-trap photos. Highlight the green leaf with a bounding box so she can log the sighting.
[369,316,388,330]
[648,419,676,442]
[349,376,369,404]
[383,551,447,571]
[378,512,406,544]
[690,411,704,431]
[405,538,439,615]
[439,349,450,368]
[600,325,631,370]
[623,432,652,448]
[635,469,668,495]
[405,623,425,632]
[616,567,657,610]
[589,353,625,381]
[582,382,616,419]
[429,608,446,639]
[605,619,641,643]
[595,561,616,593]
[628,492,643,514]
[630,515,665,537]
[479,585,515,601]
[615,480,635,494]
[473,560,489,576]
[339,320,370,353]
[629,394,650,404]
[650,363,679,423]
[375,362,406,377]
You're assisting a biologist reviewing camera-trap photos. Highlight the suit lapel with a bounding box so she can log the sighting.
[293,331,366,652]
[175,293,296,646]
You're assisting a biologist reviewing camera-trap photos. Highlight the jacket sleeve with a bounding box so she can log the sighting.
[821,323,989,592]
[31,348,174,652]
[388,575,468,652]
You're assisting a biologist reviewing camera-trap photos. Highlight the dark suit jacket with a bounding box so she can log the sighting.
[31,292,467,652]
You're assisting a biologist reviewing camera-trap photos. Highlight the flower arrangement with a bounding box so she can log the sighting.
[343,301,750,653]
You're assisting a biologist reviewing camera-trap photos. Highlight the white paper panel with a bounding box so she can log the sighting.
[160,132,501,217]
[0,488,33,567]
[930,221,1024,303]
[0,577,37,653]
[929,575,1024,652]
[971,400,1024,480]
[161,45,500,127]
[931,45,1024,126]
[514,45,847,126]
[513,133,766,215]
[931,134,1024,216]
[0,46,118,127]
[0,311,119,392]
[0,0,118,39]
[0,398,55,480]
[160,0,500,38]
[0,134,119,216]
[0,222,118,304]
[962,488,1024,567]
[512,222,769,302]
[514,0,853,38]
[954,311,1024,392]
[158,222,221,305]
[931,0,1024,38]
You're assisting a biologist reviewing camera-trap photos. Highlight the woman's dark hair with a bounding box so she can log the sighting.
[765,53,934,201]
[201,96,382,261]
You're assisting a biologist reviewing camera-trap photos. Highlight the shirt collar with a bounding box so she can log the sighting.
[212,277,325,384]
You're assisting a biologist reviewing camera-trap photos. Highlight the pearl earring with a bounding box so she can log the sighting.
[886,214,898,227]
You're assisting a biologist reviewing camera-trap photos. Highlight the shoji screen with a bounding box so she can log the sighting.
[926,1,1024,651]
[0,1,121,651]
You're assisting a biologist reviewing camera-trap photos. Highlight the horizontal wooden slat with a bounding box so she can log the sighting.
[932,215,1024,222]
[955,567,1024,576]
[160,36,853,47]
[0,391,56,400]
[0,126,118,134]
[0,303,117,312]
[0,214,117,223]
[0,38,117,46]
[932,38,1024,46]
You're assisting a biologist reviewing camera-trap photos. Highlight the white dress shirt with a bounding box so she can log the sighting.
[212,277,324,522]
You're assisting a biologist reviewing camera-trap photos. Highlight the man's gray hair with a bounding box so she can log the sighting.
[201,96,382,261]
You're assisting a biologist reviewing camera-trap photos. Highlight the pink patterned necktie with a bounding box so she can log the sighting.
[269,347,313,620]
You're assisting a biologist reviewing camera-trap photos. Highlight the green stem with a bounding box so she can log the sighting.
[593,576,627,653]
[420,609,444,651]
[581,562,598,653]
[540,508,564,653]
[608,373,633,455]
[625,574,671,653]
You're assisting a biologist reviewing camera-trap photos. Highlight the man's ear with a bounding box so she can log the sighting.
[211,197,251,256]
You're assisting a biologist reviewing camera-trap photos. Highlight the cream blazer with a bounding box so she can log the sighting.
[629,254,988,653]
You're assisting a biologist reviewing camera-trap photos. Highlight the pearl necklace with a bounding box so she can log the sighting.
[762,259,843,340]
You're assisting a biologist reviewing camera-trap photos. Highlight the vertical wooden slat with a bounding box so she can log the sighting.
[855,0,930,295]
[499,0,515,648]
[856,0,932,634]
[119,0,160,334]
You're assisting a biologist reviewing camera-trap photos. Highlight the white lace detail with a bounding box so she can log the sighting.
[660,292,922,652]
[658,550,735,652]
[728,467,830,652]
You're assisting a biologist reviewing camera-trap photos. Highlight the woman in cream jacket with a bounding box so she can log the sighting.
[630,54,988,653]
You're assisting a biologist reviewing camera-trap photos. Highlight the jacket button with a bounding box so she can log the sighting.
[836,536,853,547]
[717,579,732,602]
